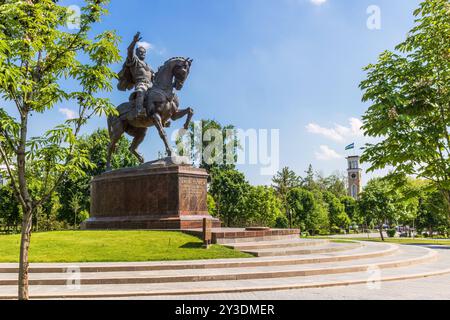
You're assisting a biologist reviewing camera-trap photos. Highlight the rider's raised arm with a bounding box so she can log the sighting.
[128,32,142,61]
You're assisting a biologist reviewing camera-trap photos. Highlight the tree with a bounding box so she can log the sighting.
[209,168,249,227]
[340,196,361,228]
[317,172,347,198]
[207,194,217,217]
[271,167,301,228]
[185,119,239,173]
[395,178,421,229]
[302,165,317,190]
[360,0,450,213]
[323,191,350,233]
[0,0,120,299]
[358,179,400,241]
[244,186,282,228]
[417,189,449,236]
[287,187,328,235]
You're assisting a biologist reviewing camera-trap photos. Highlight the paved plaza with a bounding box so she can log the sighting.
[122,273,450,300]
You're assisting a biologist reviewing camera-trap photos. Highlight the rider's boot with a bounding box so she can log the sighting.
[135,91,146,118]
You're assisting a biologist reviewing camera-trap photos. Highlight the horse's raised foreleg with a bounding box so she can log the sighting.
[171,107,194,130]
[152,113,172,157]
[129,128,147,164]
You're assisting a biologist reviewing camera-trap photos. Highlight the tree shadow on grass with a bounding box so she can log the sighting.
[179,242,203,249]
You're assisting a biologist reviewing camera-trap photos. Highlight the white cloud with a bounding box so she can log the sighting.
[315,145,343,161]
[306,117,364,142]
[349,117,364,137]
[310,0,327,6]
[59,108,77,120]
[137,41,153,50]
[306,123,345,142]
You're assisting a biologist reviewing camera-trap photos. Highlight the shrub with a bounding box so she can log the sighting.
[330,226,341,235]
[387,228,397,238]
[275,216,289,229]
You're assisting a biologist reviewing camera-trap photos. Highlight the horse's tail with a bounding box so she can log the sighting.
[107,115,114,138]
[107,112,121,139]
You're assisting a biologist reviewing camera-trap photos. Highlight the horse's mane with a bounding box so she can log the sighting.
[155,57,186,77]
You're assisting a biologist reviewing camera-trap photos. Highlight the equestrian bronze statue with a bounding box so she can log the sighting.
[106,32,194,170]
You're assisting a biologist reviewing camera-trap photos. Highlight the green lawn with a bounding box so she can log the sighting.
[319,237,450,246]
[0,231,252,263]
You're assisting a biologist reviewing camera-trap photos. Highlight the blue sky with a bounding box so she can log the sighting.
[6,0,422,185]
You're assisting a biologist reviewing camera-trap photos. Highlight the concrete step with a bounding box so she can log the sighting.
[225,239,329,251]
[0,245,448,299]
[216,234,299,245]
[0,245,431,286]
[242,242,363,257]
[0,241,396,274]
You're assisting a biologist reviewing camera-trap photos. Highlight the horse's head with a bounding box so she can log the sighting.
[154,57,193,91]
[172,57,193,90]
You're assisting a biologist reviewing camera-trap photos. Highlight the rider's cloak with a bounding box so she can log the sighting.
[117,62,136,92]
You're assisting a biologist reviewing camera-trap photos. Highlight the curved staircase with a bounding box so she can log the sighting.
[0,238,449,299]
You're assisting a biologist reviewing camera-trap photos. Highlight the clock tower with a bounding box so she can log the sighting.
[347,156,362,200]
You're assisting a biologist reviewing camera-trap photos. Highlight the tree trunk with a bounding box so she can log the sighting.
[18,208,33,300]
[379,225,385,241]
[442,190,450,221]
[286,208,292,229]
[17,111,32,300]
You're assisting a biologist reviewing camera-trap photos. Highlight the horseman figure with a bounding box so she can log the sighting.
[106,32,194,171]
[117,32,154,119]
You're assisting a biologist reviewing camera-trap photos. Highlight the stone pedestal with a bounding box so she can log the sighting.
[81,158,221,230]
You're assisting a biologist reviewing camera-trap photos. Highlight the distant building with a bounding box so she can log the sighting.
[347,155,362,200]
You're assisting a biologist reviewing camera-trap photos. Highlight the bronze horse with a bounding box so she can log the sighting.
[106,57,194,170]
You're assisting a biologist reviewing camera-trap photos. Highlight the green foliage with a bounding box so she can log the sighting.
[316,172,347,198]
[417,189,450,235]
[185,119,239,173]
[287,187,329,235]
[302,165,317,190]
[358,178,404,240]
[209,169,284,228]
[0,184,21,231]
[0,0,121,227]
[323,191,350,231]
[360,0,450,211]
[387,229,397,238]
[275,215,289,229]
[209,168,249,227]
[207,194,217,217]
[310,189,331,235]
[271,167,301,228]
[56,129,139,226]
[340,196,360,223]
[244,186,282,227]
